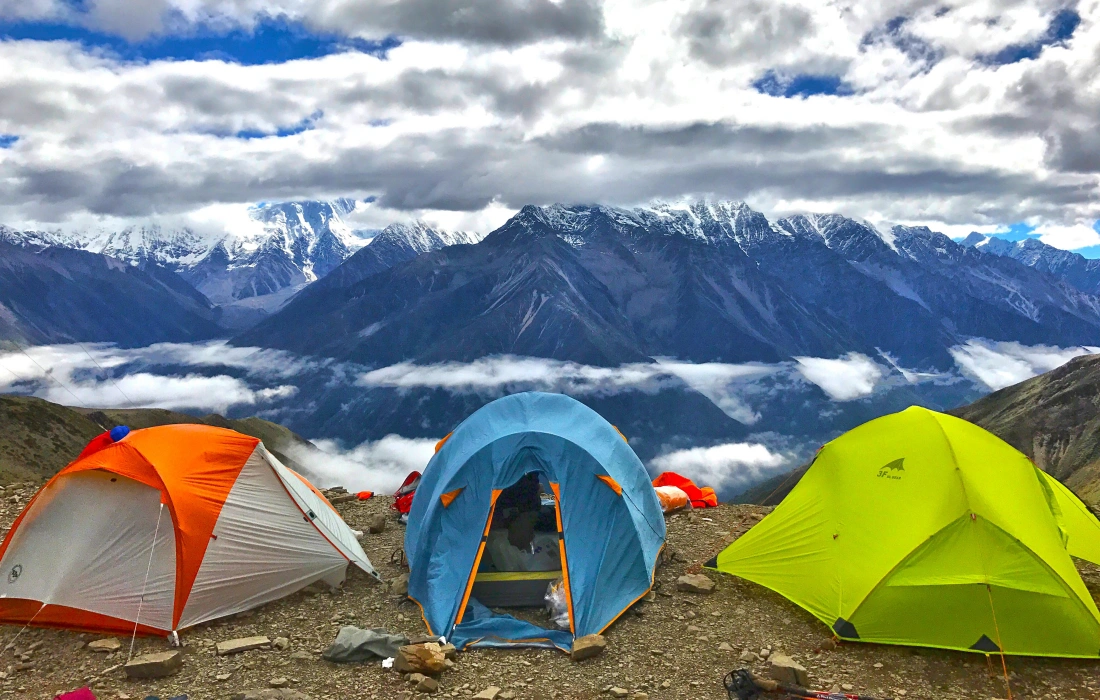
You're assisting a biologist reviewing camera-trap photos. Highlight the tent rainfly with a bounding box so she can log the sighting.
[0,424,378,635]
[707,406,1100,658]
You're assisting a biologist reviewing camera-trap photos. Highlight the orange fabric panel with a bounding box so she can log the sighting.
[549,482,575,635]
[652,471,718,508]
[123,426,258,625]
[440,487,464,508]
[612,426,628,443]
[596,474,622,496]
[435,432,453,453]
[455,489,501,625]
[0,599,166,636]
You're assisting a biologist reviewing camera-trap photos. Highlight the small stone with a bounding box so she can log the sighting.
[632,693,648,700]
[273,637,290,651]
[676,573,715,594]
[87,637,121,653]
[416,675,439,694]
[842,684,854,691]
[718,642,734,652]
[229,691,312,700]
[216,672,232,681]
[13,662,34,672]
[270,677,290,688]
[394,643,448,675]
[390,573,410,596]
[660,680,671,689]
[439,643,457,660]
[367,514,388,534]
[289,650,312,660]
[472,687,500,700]
[740,650,759,663]
[608,689,628,698]
[123,650,183,679]
[571,634,606,662]
[497,693,514,700]
[769,653,809,687]
[873,663,883,669]
[217,636,272,656]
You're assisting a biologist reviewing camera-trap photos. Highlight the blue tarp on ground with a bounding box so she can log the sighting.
[405,392,666,651]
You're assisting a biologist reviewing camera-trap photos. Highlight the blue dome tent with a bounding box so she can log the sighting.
[405,392,666,651]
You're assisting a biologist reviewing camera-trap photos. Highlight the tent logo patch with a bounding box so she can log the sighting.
[7,565,21,584]
[877,458,905,480]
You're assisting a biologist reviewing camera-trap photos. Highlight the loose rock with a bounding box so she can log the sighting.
[570,634,606,662]
[608,689,628,698]
[86,638,121,653]
[272,637,290,651]
[769,653,809,687]
[230,691,312,700]
[676,573,716,594]
[217,636,272,656]
[473,688,501,700]
[390,573,410,596]
[394,642,448,675]
[123,650,183,679]
[367,514,388,534]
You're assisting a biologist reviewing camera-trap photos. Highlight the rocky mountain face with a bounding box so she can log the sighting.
[951,353,1100,505]
[962,233,1100,295]
[0,205,475,332]
[0,241,221,347]
[241,201,1100,370]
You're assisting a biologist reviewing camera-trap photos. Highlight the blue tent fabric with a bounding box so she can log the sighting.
[405,392,666,651]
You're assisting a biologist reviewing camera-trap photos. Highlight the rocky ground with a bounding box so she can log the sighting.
[2,481,1099,700]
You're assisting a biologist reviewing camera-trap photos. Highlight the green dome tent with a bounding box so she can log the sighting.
[707,406,1100,657]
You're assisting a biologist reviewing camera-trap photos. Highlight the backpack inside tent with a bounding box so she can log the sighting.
[707,406,1100,658]
[0,424,378,635]
[405,392,666,652]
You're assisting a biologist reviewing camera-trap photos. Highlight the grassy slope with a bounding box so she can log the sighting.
[0,394,317,484]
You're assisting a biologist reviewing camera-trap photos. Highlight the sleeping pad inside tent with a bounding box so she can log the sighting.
[707,406,1100,658]
[404,392,666,652]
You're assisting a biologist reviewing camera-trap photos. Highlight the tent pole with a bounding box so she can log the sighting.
[128,503,165,662]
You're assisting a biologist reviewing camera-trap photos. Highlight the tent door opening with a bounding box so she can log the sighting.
[472,472,563,607]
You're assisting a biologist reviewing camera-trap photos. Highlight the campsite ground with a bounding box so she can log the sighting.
[1,485,1098,700]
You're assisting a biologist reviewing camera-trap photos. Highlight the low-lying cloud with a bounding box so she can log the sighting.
[949,339,1099,391]
[794,353,887,401]
[649,442,790,494]
[285,435,438,493]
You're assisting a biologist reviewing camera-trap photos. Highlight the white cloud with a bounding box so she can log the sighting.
[949,338,1100,390]
[285,435,438,493]
[0,342,304,412]
[1034,222,1100,251]
[0,1,1097,232]
[794,353,886,400]
[649,442,789,493]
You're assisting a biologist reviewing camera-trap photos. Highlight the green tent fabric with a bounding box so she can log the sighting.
[1037,469,1100,567]
[707,406,1100,658]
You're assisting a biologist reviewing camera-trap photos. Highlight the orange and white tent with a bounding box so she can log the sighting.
[0,424,378,635]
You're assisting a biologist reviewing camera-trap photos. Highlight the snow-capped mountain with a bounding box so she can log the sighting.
[240,200,1100,370]
[0,200,371,310]
[238,199,1100,369]
[961,233,1100,296]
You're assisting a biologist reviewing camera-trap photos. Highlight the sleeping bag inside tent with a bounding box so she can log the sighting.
[707,406,1100,658]
[0,424,378,635]
[405,392,666,652]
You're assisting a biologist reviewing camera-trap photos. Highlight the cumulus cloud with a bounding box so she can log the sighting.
[0,0,1097,242]
[949,338,1100,390]
[285,435,437,493]
[794,353,887,400]
[649,442,790,493]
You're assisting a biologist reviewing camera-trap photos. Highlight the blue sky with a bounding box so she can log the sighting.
[0,1,1095,255]
[0,14,399,64]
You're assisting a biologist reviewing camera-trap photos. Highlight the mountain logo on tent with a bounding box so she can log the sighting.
[7,565,21,584]
[877,458,905,480]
